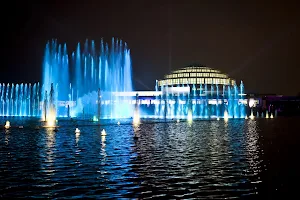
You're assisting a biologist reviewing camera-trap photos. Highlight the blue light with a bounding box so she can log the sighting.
[42,38,134,119]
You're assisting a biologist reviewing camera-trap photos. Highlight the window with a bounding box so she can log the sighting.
[205,78,212,84]
[196,78,204,84]
[188,78,196,84]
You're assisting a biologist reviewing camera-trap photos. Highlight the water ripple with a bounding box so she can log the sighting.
[0,117,299,198]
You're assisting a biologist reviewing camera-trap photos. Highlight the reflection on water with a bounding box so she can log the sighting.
[0,118,299,198]
[101,134,106,157]
[5,130,10,145]
[45,129,56,162]
[75,132,80,144]
[245,120,261,178]
[40,129,56,177]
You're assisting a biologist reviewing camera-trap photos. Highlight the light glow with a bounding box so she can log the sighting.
[4,121,10,129]
[133,111,140,125]
[45,110,56,127]
[75,128,80,133]
[266,111,269,118]
[250,110,255,120]
[101,129,106,136]
[249,98,255,108]
[224,111,229,122]
[187,110,193,123]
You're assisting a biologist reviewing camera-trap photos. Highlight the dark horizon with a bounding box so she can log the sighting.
[2,0,300,95]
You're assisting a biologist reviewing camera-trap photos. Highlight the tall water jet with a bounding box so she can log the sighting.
[169,86,175,119]
[0,83,40,117]
[97,89,101,122]
[227,86,233,118]
[154,80,159,117]
[250,109,254,119]
[43,91,48,121]
[210,84,214,117]
[192,84,197,116]
[204,84,208,118]
[133,93,140,125]
[199,84,204,118]
[176,84,181,119]
[240,81,245,118]
[233,83,239,118]
[42,38,134,119]
[216,84,220,118]
[48,83,56,126]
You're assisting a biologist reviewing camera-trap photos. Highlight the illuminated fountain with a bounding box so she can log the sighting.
[133,93,140,125]
[0,83,40,117]
[42,83,57,127]
[250,110,255,120]
[249,98,255,120]
[1,38,267,122]
[42,38,133,119]
[224,110,229,122]
[266,111,269,118]
[187,109,193,123]
[154,81,246,120]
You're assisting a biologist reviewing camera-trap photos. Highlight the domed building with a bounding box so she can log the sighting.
[158,64,236,89]
[150,64,247,119]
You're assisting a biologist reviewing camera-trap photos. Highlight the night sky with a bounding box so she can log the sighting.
[3,0,300,95]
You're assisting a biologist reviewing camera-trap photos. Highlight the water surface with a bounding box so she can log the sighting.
[0,117,299,199]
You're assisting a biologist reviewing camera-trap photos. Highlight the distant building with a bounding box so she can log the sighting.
[158,64,237,91]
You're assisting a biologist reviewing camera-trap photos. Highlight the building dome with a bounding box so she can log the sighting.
[158,64,236,87]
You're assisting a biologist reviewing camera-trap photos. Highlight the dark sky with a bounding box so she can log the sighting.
[2,0,300,95]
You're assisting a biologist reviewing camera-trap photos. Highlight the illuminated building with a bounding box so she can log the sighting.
[158,64,236,91]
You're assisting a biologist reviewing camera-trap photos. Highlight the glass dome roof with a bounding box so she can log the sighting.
[158,64,236,87]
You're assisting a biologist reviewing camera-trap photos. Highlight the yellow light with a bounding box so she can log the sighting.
[46,120,55,127]
[45,108,56,127]
[266,111,269,118]
[224,111,229,122]
[101,129,106,136]
[75,132,80,143]
[133,111,140,125]
[250,110,255,120]
[187,110,193,123]
[101,135,106,143]
[249,98,255,108]
[4,121,10,129]
[270,113,274,118]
